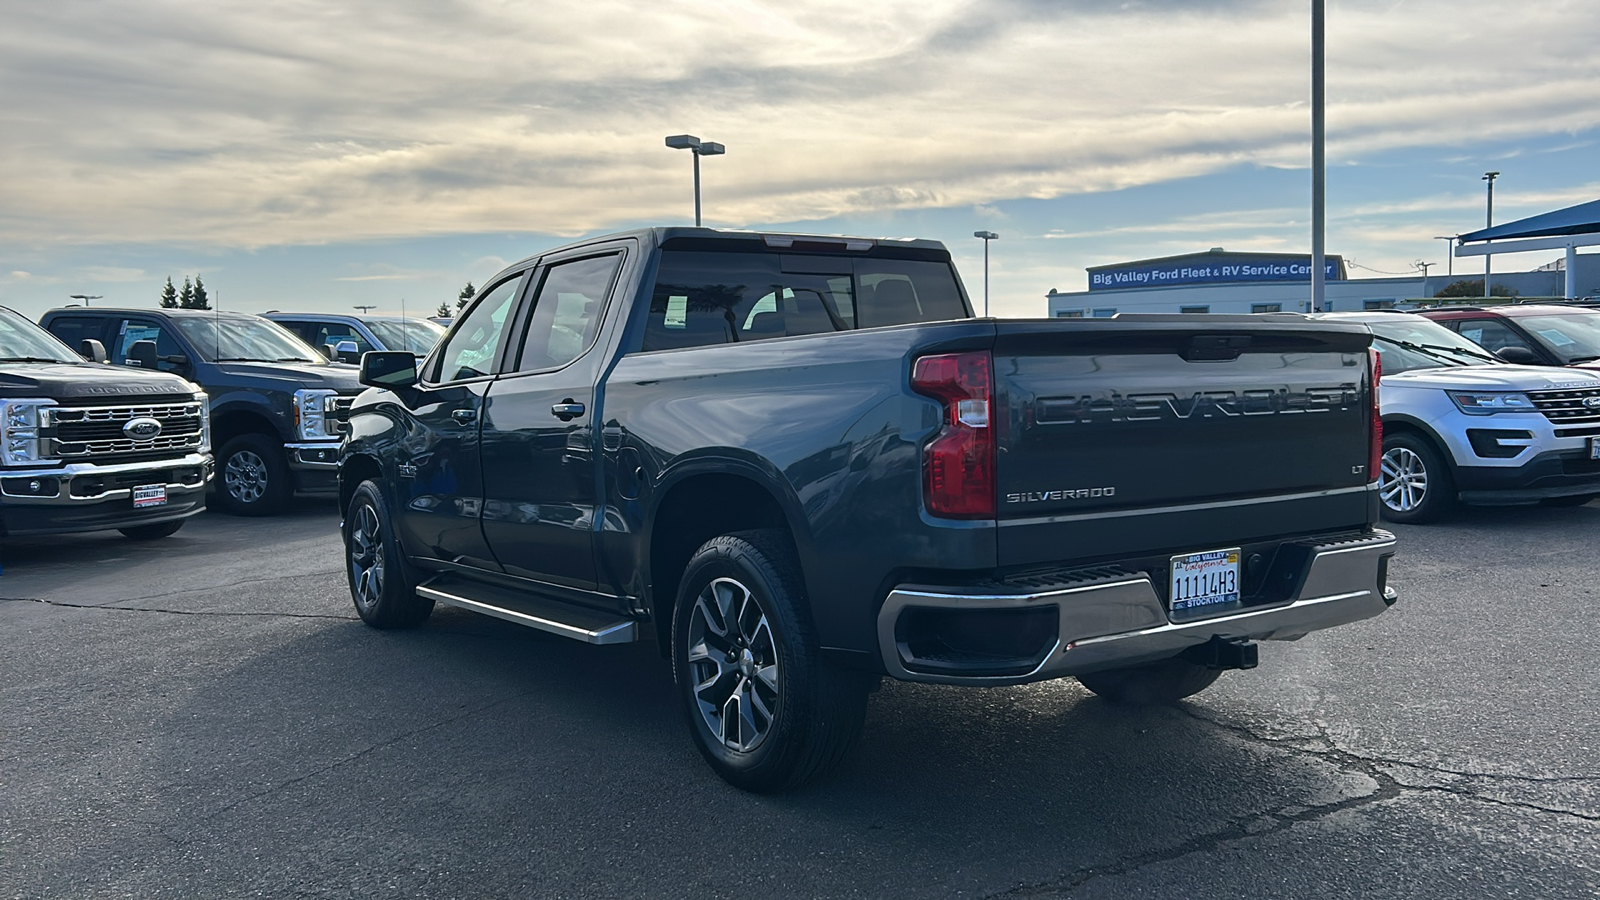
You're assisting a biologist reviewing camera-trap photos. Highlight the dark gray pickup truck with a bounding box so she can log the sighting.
[340,227,1396,791]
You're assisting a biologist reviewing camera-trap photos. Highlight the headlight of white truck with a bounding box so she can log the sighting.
[293,389,340,440]
[1,399,59,466]
[196,391,212,453]
[1448,391,1538,414]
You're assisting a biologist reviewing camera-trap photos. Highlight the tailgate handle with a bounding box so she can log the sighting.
[1184,334,1252,361]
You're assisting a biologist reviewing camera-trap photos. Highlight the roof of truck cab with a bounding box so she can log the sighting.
[43,307,266,319]
[497,227,952,273]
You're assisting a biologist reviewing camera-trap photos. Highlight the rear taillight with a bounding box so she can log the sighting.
[1368,347,1382,483]
[911,351,995,519]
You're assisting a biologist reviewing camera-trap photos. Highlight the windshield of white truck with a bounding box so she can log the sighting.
[641,251,969,352]
[174,315,324,364]
[0,308,80,363]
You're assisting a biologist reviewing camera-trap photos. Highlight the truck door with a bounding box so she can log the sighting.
[392,272,526,572]
[479,248,625,595]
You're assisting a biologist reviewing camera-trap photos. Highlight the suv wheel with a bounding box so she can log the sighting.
[344,480,433,629]
[671,530,871,793]
[1379,433,1456,524]
[1076,655,1224,705]
[216,434,292,516]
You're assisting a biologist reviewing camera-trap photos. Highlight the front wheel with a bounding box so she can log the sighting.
[1076,655,1224,705]
[671,530,871,793]
[1379,433,1456,524]
[344,480,433,629]
[118,519,185,540]
[216,434,292,516]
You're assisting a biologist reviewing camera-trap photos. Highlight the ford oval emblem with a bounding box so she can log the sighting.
[1584,397,1600,409]
[123,417,163,439]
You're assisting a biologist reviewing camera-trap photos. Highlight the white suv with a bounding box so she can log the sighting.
[1319,312,1600,522]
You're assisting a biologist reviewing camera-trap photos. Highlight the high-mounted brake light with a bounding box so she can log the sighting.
[1368,347,1382,483]
[911,351,995,519]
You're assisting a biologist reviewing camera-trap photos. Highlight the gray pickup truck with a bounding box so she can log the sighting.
[340,227,1396,791]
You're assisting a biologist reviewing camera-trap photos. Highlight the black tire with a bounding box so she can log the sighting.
[671,529,871,793]
[215,434,292,516]
[1541,494,1598,508]
[118,519,185,540]
[344,479,433,629]
[1076,655,1224,705]
[1378,432,1456,524]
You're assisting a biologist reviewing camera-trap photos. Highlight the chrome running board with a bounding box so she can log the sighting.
[417,582,638,645]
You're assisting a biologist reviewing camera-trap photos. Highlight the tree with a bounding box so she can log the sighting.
[188,275,211,310]
[1435,279,1518,299]
[178,277,195,309]
[159,277,178,308]
[435,300,452,317]
[456,281,476,311]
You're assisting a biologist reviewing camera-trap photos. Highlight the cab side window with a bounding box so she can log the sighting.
[114,319,187,373]
[43,316,110,356]
[515,254,622,372]
[427,275,524,383]
[313,322,374,354]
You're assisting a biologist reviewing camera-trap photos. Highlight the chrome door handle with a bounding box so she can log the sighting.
[450,408,477,423]
[551,400,586,421]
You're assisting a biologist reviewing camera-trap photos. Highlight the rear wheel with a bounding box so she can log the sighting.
[345,480,433,629]
[671,529,871,793]
[1379,433,1456,524]
[1076,655,1223,705]
[216,434,292,516]
[118,519,185,540]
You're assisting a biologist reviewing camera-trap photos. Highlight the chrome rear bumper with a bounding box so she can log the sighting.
[878,530,1397,686]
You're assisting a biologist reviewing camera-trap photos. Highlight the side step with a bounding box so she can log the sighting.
[417,581,638,645]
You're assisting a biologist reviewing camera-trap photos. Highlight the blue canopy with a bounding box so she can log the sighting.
[1459,198,1600,242]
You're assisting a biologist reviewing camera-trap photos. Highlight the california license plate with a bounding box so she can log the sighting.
[132,484,167,509]
[1169,548,1241,613]
[1590,437,1600,460]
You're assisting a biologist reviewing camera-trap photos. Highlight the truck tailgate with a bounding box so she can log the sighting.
[991,317,1375,568]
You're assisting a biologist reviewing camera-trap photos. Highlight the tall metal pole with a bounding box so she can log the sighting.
[1482,171,1498,298]
[692,152,702,227]
[1310,0,1326,313]
[1435,236,1455,277]
[983,240,990,316]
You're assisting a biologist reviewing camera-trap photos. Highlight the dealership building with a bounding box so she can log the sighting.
[1044,247,1600,317]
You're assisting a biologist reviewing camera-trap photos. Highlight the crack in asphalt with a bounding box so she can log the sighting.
[2,596,357,621]
[984,706,1598,898]
[169,690,533,835]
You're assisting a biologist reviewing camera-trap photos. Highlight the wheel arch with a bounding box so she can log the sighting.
[645,456,813,657]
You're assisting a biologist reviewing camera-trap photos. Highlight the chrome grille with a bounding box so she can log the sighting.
[48,401,205,460]
[1529,388,1600,425]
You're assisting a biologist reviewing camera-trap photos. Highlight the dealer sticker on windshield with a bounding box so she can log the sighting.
[132,484,167,509]
[1169,548,1240,613]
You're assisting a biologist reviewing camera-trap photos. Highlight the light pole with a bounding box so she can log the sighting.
[68,294,102,307]
[353,305,377,314]
[1415,260,1432,299]
[1310,0,1326,313]
[665,134,726,226]
[1482,171,1499,298]
[1434,235,1456,277]
[974,231,998,316]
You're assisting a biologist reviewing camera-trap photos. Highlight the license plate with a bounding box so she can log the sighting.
[132,484,167,509]
[1169,548,1241,613]
[1590,437,1600,460]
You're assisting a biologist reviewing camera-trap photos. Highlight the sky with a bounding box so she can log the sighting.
[1,0,1597,320]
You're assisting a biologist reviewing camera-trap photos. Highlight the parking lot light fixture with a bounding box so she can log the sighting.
[1434,236,1456,277]
[973,232,998,316]
[68,294,102,308]
[1483,171,1499,297]
[665,135,726,226]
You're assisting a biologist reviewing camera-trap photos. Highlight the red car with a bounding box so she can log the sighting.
[1419,304,1600,369]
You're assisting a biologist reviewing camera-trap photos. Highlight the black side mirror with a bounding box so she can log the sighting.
[79,339,107,364]
[126,340,158,369]
[1495,346,1541,365]
[321,343,339,361]
[360,351,419,389]
[335,340,362,365]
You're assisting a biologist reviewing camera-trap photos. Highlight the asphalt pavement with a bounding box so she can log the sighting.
[2,500,1597,898]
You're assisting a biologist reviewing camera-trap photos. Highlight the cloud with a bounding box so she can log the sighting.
[0,0,1595,253]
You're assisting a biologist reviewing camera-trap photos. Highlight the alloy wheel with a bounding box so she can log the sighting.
[224,449,269,504]
[1380,446,1428,512]
[685,576,781,753]
[349,503,385,612]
